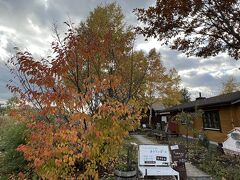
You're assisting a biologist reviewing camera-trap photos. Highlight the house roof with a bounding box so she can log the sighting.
[151,102,165,111]
[158,91,240,113]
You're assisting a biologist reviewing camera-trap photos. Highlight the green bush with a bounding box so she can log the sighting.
[115,137,138,171]
[188,141,240,180]
[0,116,27,178]
[198,132,209,149]
[0,107,7,116]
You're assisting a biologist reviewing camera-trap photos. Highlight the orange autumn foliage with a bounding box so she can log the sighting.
[8,4,142,179]
[7,3,181,179]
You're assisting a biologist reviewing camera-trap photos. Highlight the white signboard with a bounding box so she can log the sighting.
[139,145,170,166]
[161,116,167,123]
[170,145,179,150]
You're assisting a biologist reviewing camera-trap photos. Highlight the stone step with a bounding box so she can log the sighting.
[187,177,211,180]
[186,163,211,180]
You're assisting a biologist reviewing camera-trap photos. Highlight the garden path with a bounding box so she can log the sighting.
[131,134,155,144]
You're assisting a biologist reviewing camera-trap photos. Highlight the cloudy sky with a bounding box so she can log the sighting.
[0,0,240,102]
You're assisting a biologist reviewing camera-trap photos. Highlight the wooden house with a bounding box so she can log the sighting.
[157,91,240,143]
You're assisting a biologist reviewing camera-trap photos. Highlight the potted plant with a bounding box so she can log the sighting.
[114,143,137,179]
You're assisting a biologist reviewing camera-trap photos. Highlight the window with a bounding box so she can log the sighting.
[203,110,221,130]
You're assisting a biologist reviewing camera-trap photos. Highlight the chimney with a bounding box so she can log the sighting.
[196,92,206,100]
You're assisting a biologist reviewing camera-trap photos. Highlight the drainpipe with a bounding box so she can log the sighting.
[149,105,152,127]
[231,105,235,128]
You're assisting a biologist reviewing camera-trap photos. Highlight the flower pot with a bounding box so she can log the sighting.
[114,169,137,179]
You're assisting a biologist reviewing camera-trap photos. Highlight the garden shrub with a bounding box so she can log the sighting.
[197,153,240,179]
[115,137,138,172]
[198,132,209,149]
[189,141,240,180]
[0,117,27,178]
[167,136,240,180]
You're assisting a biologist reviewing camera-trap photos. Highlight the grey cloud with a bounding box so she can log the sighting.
[179,71,222,99]
[159,47,238,72]
[0,0,153,100]
[150,45,240,98]
[0,0,153,54]
[0,62,12,100]
[0,0,152,31]
[182,72,220,88]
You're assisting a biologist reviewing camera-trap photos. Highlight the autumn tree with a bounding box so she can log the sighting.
[221,77,240,94]
[76,3,134,105]
[142,49,181,107]
[180,88,191,103]
[76,3,181,107]
[7,4,142,179]
[7,3,181,179]
[135,0,240,59]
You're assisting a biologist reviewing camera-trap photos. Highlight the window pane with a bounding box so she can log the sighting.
[203,111,220,130]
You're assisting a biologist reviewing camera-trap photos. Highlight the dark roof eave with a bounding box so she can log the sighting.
[232,99,240,104]
[158,102,234,113]
[157,91,240,114]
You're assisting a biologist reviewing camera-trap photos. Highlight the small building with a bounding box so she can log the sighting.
[157,91,240,143]
[141,102,166,129]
